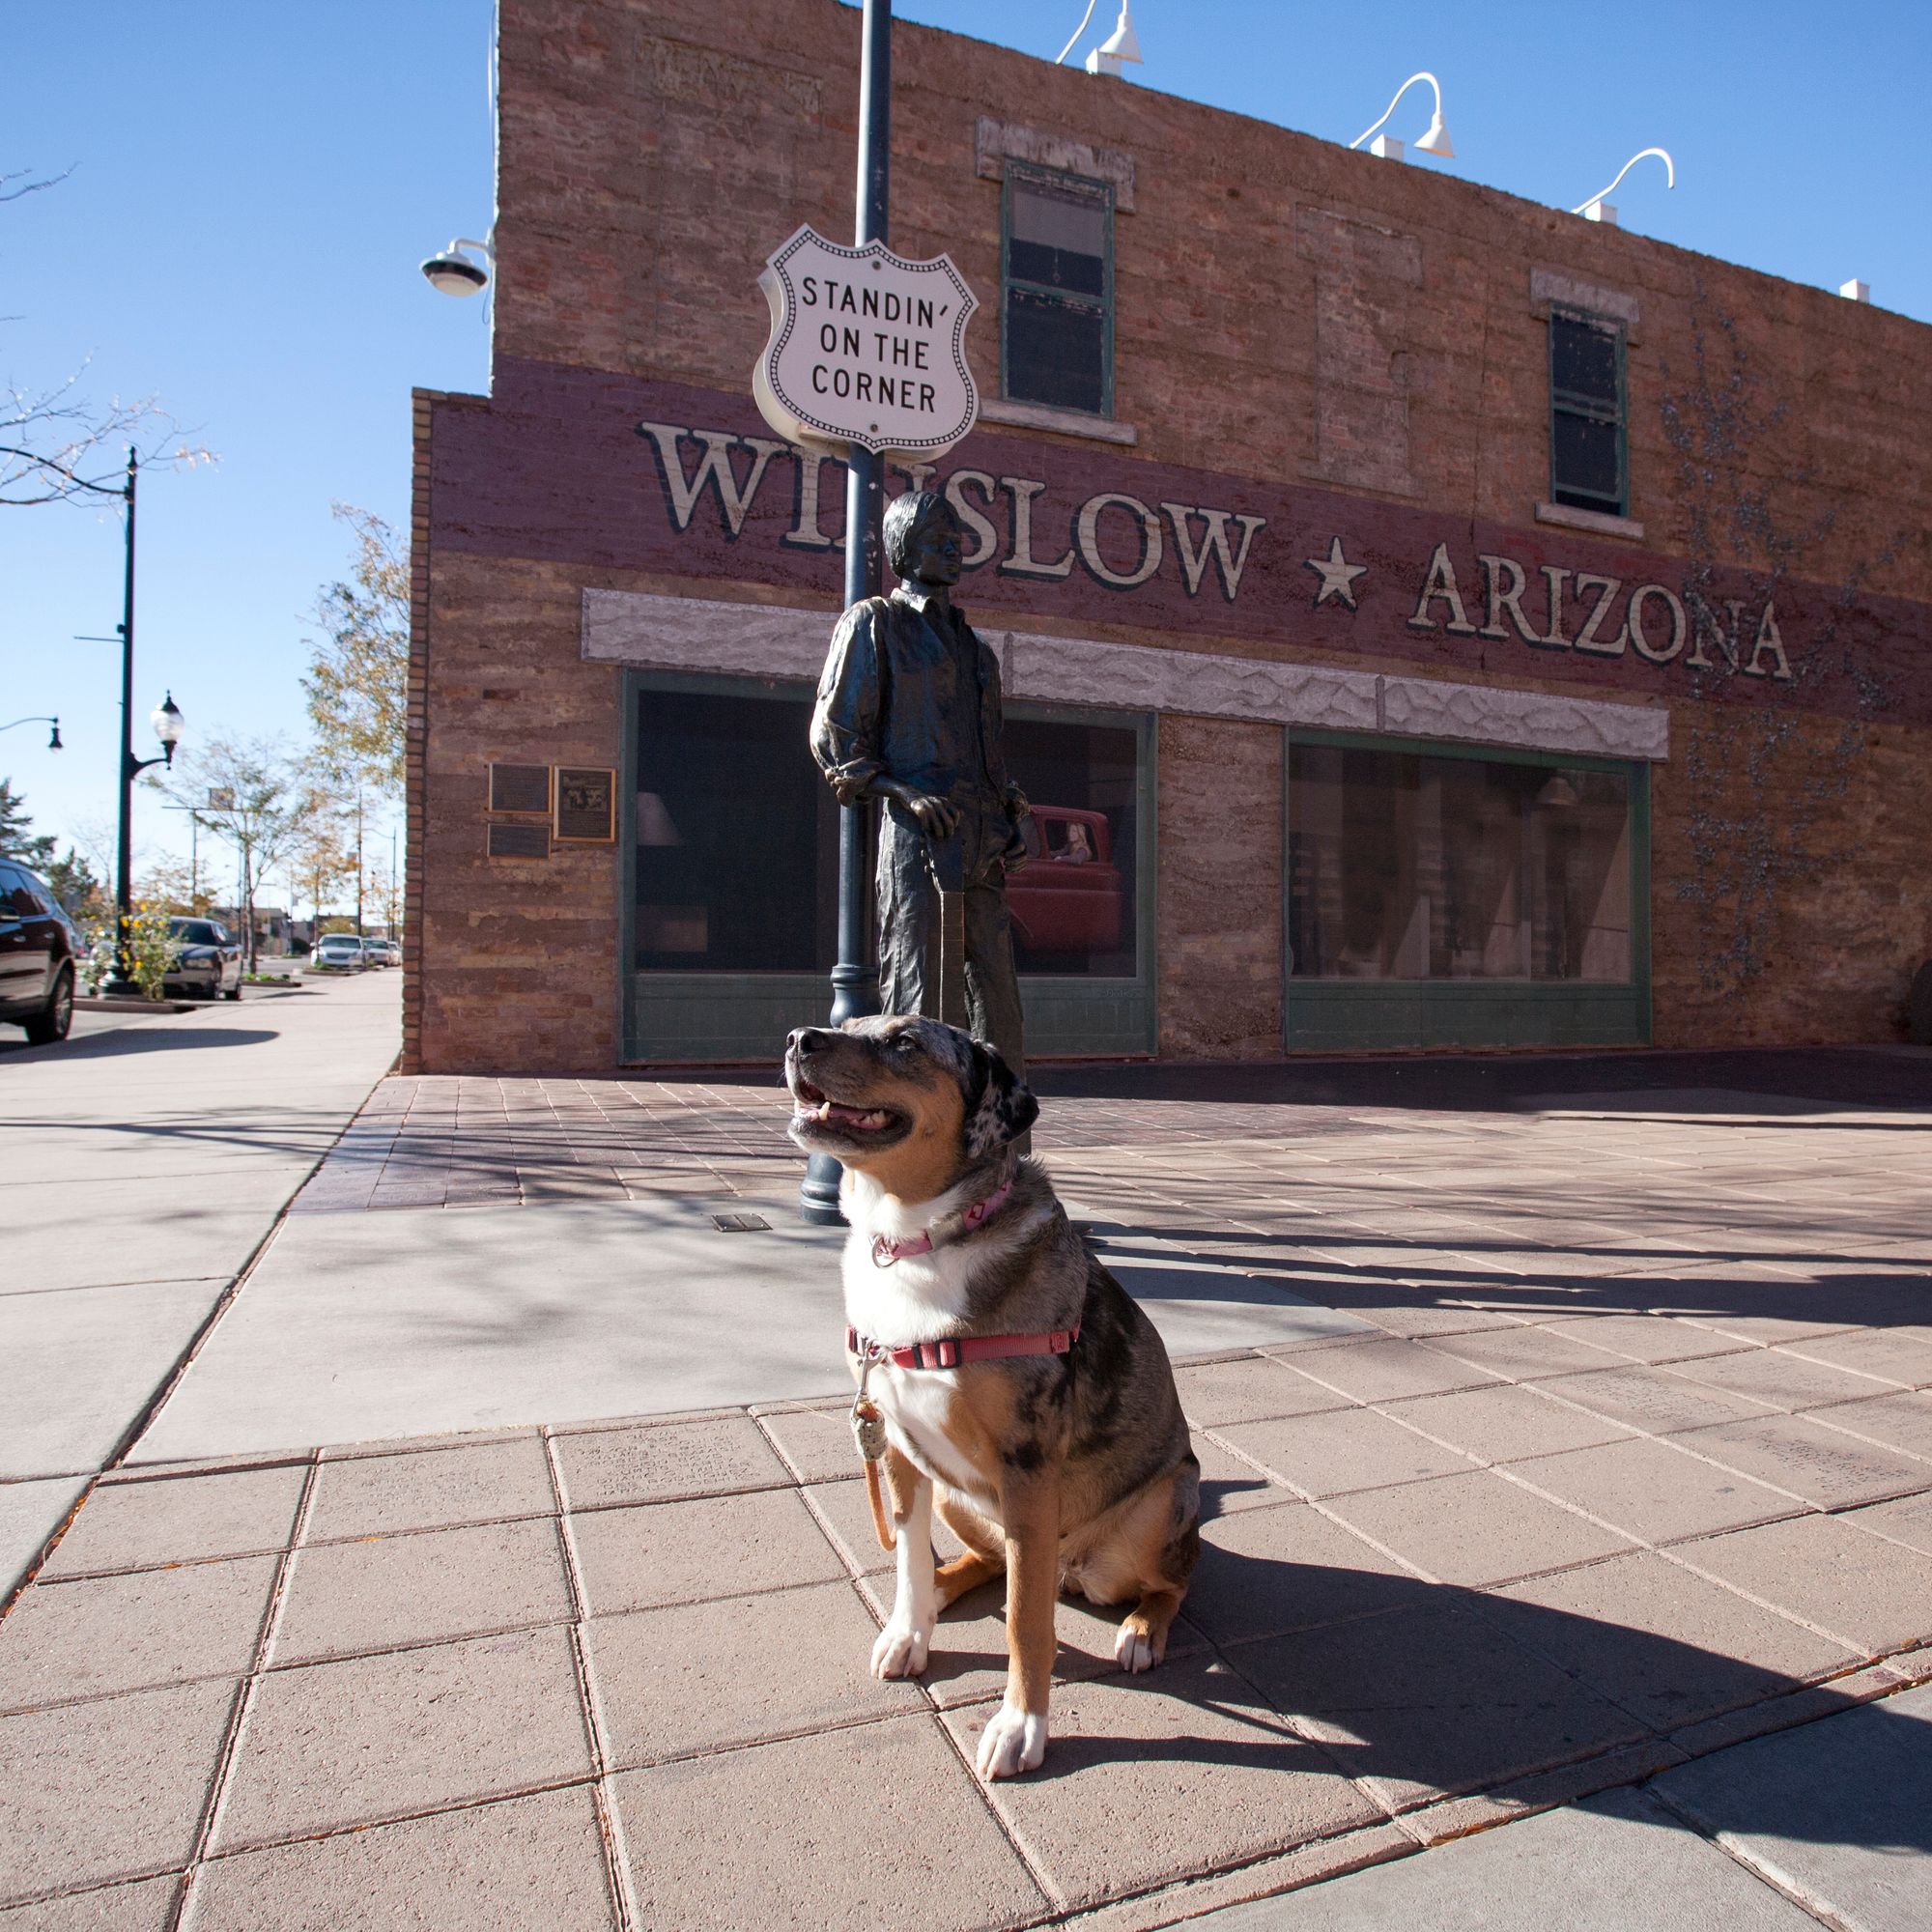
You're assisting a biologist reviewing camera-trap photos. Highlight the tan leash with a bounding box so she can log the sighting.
[850,1346,896,1550]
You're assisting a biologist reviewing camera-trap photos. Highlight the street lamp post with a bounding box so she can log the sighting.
[0,718,62,750]
[76,451,187,994]
[798,0,891,1226]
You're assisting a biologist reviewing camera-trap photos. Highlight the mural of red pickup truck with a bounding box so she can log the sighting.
[1009,806,1124,953]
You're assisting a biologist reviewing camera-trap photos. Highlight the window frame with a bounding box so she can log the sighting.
[1548,304,1629,518]
[618,668,1158,1061]
[1000,159,1116,420]
[1282,724,1652,1053]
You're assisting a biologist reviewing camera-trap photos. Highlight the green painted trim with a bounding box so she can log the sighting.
[1280,721,1293,1060]
[1001,159,1115,419]
[1288,981,1649,1052]
[1630,758,1653,1041]
[618,667,640,1061]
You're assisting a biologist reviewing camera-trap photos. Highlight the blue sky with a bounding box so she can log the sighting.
[4,0,1925,890]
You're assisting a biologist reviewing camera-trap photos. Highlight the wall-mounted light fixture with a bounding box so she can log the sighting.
[1573,148,1674,226]
[420,235,494,297]
[1055,0,1142,76]
[1350,72,1453,163]
[1086,3,1142,76]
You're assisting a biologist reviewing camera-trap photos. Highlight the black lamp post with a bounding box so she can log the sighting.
[798,0,892,1226]
[0,717,61,750]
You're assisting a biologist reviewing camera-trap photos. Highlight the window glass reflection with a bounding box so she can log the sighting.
[1289,745,1632,981]
[1005,716,1139,978]
[634,687,1143,982]
[635,688,838,972]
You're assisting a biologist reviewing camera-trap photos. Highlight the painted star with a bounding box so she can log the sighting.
[1304,536,1368,610]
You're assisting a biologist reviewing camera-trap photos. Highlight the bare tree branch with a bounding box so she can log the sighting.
[0,163,73,204]
[3,162,216,506]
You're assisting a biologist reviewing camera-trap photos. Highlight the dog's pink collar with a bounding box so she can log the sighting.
[869,1175,1015,1268]
[846,1321,1081,1371]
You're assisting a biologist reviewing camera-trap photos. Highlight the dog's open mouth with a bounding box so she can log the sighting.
[788,1076,901,1139]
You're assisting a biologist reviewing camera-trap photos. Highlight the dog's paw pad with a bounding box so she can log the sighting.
[1114,1624,1157,1673]
[870,1622,930,1679]
[976,1702,1047,1779]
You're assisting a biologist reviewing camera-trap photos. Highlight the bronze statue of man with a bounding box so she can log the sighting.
[810,490,1028,1072]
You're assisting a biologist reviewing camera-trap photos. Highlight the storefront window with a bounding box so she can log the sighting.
[1289,743,1632,981]
[634,684,1143,981]
[1005,715,1140,978]
[634,687,838,972]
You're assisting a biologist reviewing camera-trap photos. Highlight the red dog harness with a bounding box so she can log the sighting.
[845,1323,1080,1370]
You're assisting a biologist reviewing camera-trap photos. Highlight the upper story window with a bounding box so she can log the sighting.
[1002,162,1114,416]
[1548,307,1628,517]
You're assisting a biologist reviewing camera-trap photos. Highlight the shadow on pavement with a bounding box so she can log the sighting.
[1133,1229,1930,1324]
[928,1552,1930,1859]
[0,1027,283,1065]
[1026,1048,1932,1118]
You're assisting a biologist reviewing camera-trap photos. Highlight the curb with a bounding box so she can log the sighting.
[74,996,198,1014]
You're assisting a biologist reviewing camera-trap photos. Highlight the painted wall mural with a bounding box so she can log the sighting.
[429,356,1931,730]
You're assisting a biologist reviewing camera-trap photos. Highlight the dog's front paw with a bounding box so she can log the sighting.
[870,1619,931,1679]
[975,1700,1048,1779]
[1114,1619,1160,1673]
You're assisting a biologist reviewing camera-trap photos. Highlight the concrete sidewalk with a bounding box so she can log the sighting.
[1,1042,1928,1927]
[0,972,400,1596]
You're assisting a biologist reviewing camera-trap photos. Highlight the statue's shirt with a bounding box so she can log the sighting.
[810,586,1016,812]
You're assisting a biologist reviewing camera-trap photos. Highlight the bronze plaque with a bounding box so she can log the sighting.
[487,820,551,860]
[489,762,551,814]
[554,766,615,843]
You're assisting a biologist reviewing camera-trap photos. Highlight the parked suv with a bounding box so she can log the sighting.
[0,860,81,1043]
[163,916,243,1001]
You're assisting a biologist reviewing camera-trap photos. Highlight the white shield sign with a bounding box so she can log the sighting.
[754,225,979,459]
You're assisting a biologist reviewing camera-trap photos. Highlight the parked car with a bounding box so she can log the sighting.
[0,860,81,1043]
[163,917,243,1001]
[310,933,368,972]
[357,936,398,967]
[375,938,403,966]
[1007,806,1124,953]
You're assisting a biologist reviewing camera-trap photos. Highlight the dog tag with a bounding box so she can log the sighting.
[850,1397,888,1463]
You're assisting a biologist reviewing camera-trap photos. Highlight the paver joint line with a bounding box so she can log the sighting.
[190,1457,323,1861]
[7,1042,1930,1924]
[542,1425,640,1932]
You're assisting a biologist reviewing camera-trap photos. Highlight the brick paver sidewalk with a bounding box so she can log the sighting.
[3,1050,1929,1925]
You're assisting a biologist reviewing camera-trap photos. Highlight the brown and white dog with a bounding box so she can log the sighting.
[784,1015,1200,1779]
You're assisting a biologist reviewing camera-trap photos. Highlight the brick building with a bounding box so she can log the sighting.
[405,0,1932,1074]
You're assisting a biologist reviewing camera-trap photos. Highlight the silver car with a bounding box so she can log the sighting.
[311,934,367,972]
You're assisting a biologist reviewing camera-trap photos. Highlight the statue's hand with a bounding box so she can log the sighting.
[906,794,959,838]
[876,781,958,838]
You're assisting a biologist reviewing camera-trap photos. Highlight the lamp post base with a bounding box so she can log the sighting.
[799,1152,847,1226]
[796,938,879,1228]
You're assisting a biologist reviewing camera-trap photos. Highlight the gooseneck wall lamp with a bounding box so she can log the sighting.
[420,234,495,296]
[1573,148,1675,225]
[1350,71,1454,162]
[1055,0,1142,75]
[1,717,61,751]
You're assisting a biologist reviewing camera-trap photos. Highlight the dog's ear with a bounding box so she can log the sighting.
[964,1038,1038,1158]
